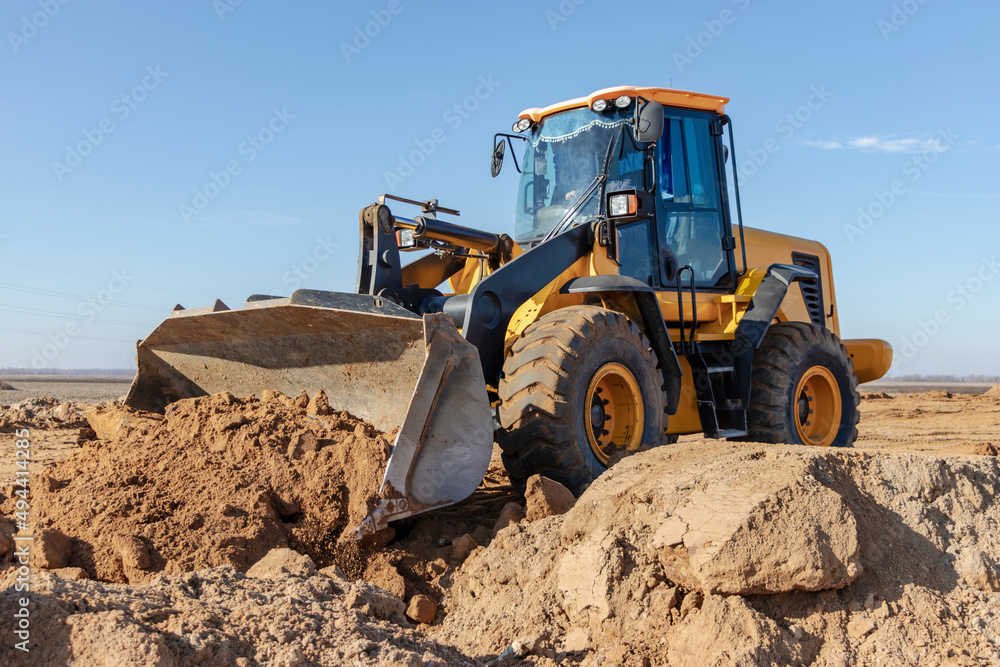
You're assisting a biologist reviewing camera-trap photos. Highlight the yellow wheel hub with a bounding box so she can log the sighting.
[793,365,842,446]
[585,363,643,464]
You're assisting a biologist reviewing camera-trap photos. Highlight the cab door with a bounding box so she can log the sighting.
[654,109,736,291]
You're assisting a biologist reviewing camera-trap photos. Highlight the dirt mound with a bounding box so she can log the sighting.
[0,557,478,666]
[987,383,1000,397]
[861,391,893,400]
[916,390,953,400]
[976,442,998,456]
[2,391,394,584]
[0,397,88,430]
[0,380,16,390]
[435,441,1000,665]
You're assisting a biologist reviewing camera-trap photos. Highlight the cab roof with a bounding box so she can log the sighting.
[518,86,729,123]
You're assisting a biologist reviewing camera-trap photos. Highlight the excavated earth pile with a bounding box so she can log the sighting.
[0,391,396,584]
[2,389,1000,665]
[0,551,479,666]
[0,397,89,430]
[435,441,1000,666]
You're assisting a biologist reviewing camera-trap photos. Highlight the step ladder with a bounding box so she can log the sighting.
[674,266,748,440]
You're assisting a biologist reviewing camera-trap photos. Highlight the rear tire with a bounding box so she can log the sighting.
[746,322,859,447]
[496,306,666,495]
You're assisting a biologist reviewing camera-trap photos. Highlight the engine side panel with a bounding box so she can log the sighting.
[736,225,840,337]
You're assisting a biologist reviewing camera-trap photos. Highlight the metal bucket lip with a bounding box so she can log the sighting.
[125,291,429,430]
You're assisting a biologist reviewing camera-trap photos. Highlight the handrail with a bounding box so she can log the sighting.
[675,265,698,355]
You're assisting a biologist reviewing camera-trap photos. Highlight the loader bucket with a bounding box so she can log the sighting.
[125,289,494,535]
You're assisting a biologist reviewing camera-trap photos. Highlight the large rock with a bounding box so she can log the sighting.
[86,402,160,441]
[245,548,316,580]
[451,533,477,564]
[114,534,151,571]
[492,502,525,536]
[405,594,437,624]
[34,528,72,570]
[525,475,576,521]
[561,446,862,596]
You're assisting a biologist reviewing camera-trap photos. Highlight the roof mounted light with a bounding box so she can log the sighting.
[614,95,632,109]
[591,98,608,112]
[512,118,532,133]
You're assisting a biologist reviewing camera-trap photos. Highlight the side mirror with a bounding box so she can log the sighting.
[491,138,505,178]
[633,100,664,144]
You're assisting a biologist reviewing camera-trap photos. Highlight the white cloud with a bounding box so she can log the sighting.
[801,139,843,150]
[801,133,948,154]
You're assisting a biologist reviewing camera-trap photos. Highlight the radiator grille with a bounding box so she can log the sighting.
[791,252,826,327]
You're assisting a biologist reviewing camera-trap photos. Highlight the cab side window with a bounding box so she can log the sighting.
[657,111,728,288]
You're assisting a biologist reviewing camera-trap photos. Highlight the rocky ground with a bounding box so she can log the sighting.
[0,384,997,665]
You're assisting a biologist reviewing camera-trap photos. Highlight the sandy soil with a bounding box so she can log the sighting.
[860,381,994,396]
[0,385,998,665]
[0,376,131,404]
[855,390,1000,456]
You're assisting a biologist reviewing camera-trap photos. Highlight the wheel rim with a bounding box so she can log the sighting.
[585,363,644,465]
[793,365,842,446]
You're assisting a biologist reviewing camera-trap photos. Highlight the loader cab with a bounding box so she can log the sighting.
[614,107,738,293]
[510,95,740,295]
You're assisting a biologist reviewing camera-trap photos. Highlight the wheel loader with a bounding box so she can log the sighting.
[126,86,893,538]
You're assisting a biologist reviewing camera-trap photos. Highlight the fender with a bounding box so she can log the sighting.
[560,274,684,415]
[733,263,818,404]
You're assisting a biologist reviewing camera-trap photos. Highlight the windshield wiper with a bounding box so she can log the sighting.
[542,125,622,243]
[541,174,603,243]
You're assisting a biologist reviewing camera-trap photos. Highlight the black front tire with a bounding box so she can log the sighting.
[496,306,666,495]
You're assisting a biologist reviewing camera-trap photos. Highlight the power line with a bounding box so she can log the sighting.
[0,326,136,344]
[0,281,166,312]
[0,259,215,299]
[0,304,150,327]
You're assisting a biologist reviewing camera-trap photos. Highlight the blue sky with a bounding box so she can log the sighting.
[0,0,997,375]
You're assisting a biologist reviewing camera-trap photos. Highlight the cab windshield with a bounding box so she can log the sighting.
[514,107,643,243]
